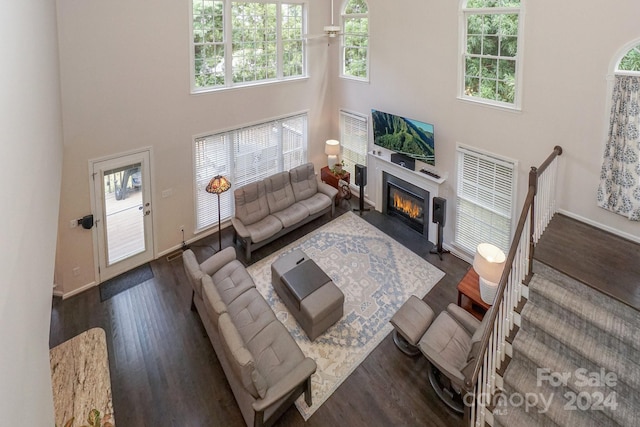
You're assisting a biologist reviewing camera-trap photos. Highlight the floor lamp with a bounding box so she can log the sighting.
[206,175,231,251]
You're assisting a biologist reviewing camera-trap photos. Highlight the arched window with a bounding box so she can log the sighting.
[460,0,523,109]
[618,43,640,74]
[597,41,640,220]
[341,0,369,80]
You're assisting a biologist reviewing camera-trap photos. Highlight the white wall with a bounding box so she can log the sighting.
[0,1,63,425]
[334,0,640,255]
[55,0,640,295]
[55,0,333,295]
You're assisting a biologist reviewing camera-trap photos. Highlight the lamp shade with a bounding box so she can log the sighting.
[206,175,231,194]
[473,243,506,304]
[325,139,340,156]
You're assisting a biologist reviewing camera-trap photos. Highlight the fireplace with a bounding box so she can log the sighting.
[382,172,429,238]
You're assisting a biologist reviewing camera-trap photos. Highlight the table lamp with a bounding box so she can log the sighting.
[325,139,340,169]
[473,243,506,304]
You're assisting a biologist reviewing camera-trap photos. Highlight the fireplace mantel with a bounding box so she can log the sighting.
[368,153,446,244]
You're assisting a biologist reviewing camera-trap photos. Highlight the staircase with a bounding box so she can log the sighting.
[494,261,640,427]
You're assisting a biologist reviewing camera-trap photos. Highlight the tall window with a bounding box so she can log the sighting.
[454,145,516,255]
[339,110,368,178]
[341,0,369,80]
[194,113,308,231]
[461,0,522,108]
[192,1,305,92]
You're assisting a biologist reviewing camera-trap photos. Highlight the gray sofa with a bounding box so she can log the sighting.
[183,247,316,427]
[232,162,338,261]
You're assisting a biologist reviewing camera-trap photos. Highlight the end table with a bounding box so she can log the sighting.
[321,166,350,206]
[457,267,490,320]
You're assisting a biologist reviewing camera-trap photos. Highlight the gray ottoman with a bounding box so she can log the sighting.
[390,295,435,356]
[271,249,344,341]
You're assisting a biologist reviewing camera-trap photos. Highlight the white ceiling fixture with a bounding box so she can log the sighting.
[304,0,343,40]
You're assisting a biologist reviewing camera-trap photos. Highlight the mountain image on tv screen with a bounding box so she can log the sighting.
[371,109,435,165]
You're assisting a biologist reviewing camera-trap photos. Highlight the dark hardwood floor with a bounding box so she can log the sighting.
[534,213,640,312]
[50,198,469,427]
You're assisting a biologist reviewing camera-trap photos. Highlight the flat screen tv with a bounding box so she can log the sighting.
[371,109,435,166]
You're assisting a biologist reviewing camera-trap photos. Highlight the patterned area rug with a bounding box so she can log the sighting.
[247,212,445,420]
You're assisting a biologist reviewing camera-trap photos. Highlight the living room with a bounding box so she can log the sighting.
[2,0,640,425]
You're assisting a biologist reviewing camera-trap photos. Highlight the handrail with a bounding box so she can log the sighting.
[464,189,535,390]
[463,146,563,425]
[533,145,563,181]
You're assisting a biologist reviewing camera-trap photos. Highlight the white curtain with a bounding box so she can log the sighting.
[597,75,640,220]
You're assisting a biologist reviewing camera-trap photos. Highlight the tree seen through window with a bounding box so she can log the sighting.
[342,0,369,80]
[618,44,640,72]
[462,0,522,107]
[192,1,305,91]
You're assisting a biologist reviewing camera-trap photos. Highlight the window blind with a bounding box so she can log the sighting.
[194,134,233,231]
[282,115,307,170]
[194,113,307,232]
[339,110,368,178]
[455,145,516,255]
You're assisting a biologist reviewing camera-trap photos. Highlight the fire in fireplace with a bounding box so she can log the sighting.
[382,172,430,238]
[391,186,423,220]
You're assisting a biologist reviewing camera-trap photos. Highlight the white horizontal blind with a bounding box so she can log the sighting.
[194,113,308,231]
[339,110,368,177]
[282,115,307,170]
[233,122,280,188]
[455,145,516,254]
[194,134,233,231]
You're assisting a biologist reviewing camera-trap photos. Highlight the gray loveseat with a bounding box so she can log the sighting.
[232,162,338,261]
[183,247,316,427]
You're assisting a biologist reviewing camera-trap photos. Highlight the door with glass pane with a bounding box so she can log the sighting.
[92,150,154,281]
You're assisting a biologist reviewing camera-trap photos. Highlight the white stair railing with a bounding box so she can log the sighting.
[465,146,563,427]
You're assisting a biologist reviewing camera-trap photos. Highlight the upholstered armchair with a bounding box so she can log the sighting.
[390,297,492,413]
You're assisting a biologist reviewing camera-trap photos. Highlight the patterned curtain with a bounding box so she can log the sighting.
[597,75,640,220]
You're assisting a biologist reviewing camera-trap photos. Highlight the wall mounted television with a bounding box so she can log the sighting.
[371,109,435,166]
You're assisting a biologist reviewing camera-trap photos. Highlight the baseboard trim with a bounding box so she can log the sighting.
[446,244,472,264]
[57,281,97,300]
[557,209,640,245]
[157,221,234,259]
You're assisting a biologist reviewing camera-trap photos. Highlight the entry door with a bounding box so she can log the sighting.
[92,150,154,281]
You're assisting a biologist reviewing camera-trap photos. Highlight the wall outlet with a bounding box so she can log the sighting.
[72,267,80,277]
[178,225,185,232]
[70,219,77,228]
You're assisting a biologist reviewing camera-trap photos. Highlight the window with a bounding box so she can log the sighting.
[192,1,305,92]
[454,145,517,255]
[339,110,368,178]
[194,113,308,231]
[618,43,640,74]
[461,0,522,108]
[341,0,369,80]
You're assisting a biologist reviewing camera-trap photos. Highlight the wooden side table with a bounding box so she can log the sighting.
[457,267,491,320]
[320,166,350,206]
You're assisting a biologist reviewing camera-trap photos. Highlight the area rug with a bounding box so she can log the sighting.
[99,263,153,302]
[247,212,445,420]
[50,327,115,426]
